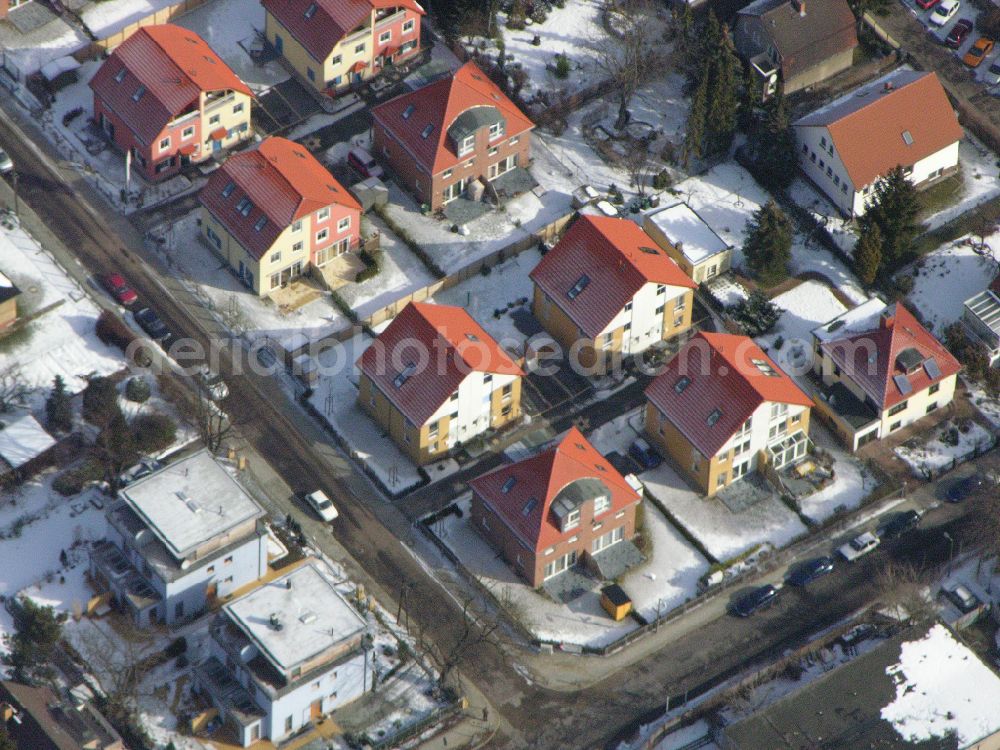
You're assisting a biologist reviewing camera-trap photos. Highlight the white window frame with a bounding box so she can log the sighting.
[337,216,351,233]
[594,495,611,516]
[270,251,281,263]
[458,134,475,156]
[181,126,195,140]
[316,228,329,242]
[317,207,330,221]
[402,18,415,33]
[379,30,391,43]
[488,121,504,140]
[158,136,171,152]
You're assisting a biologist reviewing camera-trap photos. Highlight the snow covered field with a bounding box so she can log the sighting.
[966,380,1000,428]
[904,238,1000,335]
[150,212,351,348]
[894,419,994,478]
[0,221,125,409]
[757,280,848,376]
[306,331,422,493]
[641,463,808,563]
[921,138,1000,231]
[797,426,875,523]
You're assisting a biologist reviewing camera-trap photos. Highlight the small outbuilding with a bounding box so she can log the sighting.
[600,583,632,621]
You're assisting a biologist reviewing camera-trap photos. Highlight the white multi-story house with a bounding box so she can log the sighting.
[644,332,814,497]
[357,301,524,465]
[530,215,697,371]
[793,70,962,216]
[89,450,269,627]
[195,560,370,746]
[810,301,961,450]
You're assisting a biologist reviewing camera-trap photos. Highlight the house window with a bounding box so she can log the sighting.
[890,421,901,432]
[929,383,940,395]
[285,716,293,733]
[509,136,520,146]
[826,166,833,178]
[592,526,625,553]
[132,85,146,102]
[489,121,504,140]
[293,241,303,253]
[270,251,281,263]
[224,556,233,564]
[355,43,366,54]
[403,19,415,33]
[403,104,415,120]
[307,68,315,82]
[337,216,351,232]
[206,226,222,249]
[926,402,938,414]
[717,473,727,487]
[292,220,302,232]
[304,2,316,17]
[209,114,221,125]
[236,198,253,216]
[594,495,611,515]
[563,508,580,531]
[159,136,171,151]
[770,403,788,420]
[443,169,453,178]
[501,382,513,401]
[819,159,825,169]
[802,143,808,154]
[624,301,633,312]
[543,550,578,579]
[888,401,907,417]
[458,134,475,156]
[114,68,127,83]
[254,216,268,232]
[820,136,827,148]
[317,228,329,242]
[207,565,215,574]
[317,207,330,221]
[379,30,391,43]
[234,102,244,114]
[488,145,499,156]
[182,126,195,139]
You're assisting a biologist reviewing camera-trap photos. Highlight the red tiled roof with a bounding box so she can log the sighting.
[89,24,250,146]
[645,332,813,458]
[199,137,359,261]
[820,302,961,410]
[371,61,535,175]
[795,71,962,189]
[357,301,524,427]
[261,0,424,63]
[470,427,640,553]
[529,215,697,339]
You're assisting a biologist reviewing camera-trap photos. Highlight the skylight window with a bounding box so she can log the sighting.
[222,181,235,198]
[236,197,252,216]
[132,84,146,102]
[521,497,538,516]
[901,130,914,146]
[751,358,778,377]
[402,104,415,119]
[254,216,268,232]
[393,362,416,388]
[421,124,434,139]
[501,477,516,493]
[304,3,317,18]
[114,68,126,83]
[567,274,590,300]
[707,408,722,426]
[674,375,691,394]
[466,332,479,341]
[638,246,659,255]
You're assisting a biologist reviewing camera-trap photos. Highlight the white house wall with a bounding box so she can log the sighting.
[715,399,809,474]
[795,125,856,215]
[597,281,689,355]
[427,371,518,445]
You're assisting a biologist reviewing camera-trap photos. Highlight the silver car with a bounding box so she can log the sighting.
[0,149,12,174]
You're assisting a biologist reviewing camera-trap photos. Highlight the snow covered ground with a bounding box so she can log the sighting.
[641,463,808,563]
[904,237,1000,335]
[336,215,437,322]
[430,493,638,648]
[922,137,1000,231]
[306,331,422,493]
[432,248,542,350]
[894,419,994,478]
[757,280,848,377]
[175,0,289,93]
[0,472,108,648]
[881,623,1000,746]
[0,220,125,409]
[705,274,749,308]
[787,177,857,256]
[797,426,875,524]
[150,211,351,348]
[379,180,568,275]
[966,380,1000,428]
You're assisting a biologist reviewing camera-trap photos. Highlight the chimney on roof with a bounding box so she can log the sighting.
[883,81,894,93]
[792,0,805,16]
[880,310,895,329]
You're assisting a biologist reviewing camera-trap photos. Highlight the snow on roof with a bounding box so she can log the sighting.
[39,55,80,82]
[225,560,366,673]
[81,0,184,41]
[120,449,264,560]
[0,272,11,288]
[0,414,55,469]
[881,622,1000,745]
[810,297,887,343]
[644,203,730,265]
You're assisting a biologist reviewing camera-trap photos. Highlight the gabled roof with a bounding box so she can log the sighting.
[89,24,250,146]
[261,0,424,63]
[529,215,697,339]
[738,0,857,81]
[357,301,523,427]
[820,303,961,410]
[470,427,640,553]
[371,61,534,175]
[645,332,813,457]
[199,137,359,260]
[794,70,963,189]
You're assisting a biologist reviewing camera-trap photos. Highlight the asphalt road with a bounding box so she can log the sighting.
[0,105,993,750]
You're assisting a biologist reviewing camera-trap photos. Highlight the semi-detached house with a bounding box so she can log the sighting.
[530,214,698,370]
[89,24,253,183]
[357,301,524,465]
[199,136,361,296]
[262,0,424,95]
[645,332,814,497]
[371,61,535,211]
[793,70,962,216]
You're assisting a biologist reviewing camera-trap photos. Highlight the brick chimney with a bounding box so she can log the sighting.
[792,0,806,16]
[880,310,895,329]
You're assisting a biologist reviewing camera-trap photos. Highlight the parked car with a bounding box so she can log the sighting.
[916,0,940,8]
[786,556,835,587]
[195,365,229,401]
[947,18,974,48]
[838,531,880,561]
[101,272,138,306]
[303,489,338,522]
[134,307,170,342]
[943,584,981,613]
[986,58,1000,85]
[730,585,779,617]
[930,0,959,26]
[255,344,279,371]
[119,457,164,486]
[877,509,923,540]
[946,474,985,502]
[347,147,384,180]
[964,37,994,67]
[0,148,12,174]
[629,438,662,470]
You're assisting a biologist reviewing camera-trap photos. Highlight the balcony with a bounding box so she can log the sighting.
[90,540,160,615]
[195,657,265,727]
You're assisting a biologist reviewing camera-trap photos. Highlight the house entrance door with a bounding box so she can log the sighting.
[310,699,322,720]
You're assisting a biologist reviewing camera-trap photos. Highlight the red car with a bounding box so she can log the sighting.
[946,19,974,48]
[102,273,138,306]
[916,0,939,8]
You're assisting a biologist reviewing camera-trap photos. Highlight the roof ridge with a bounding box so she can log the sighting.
[832,71,927,123]
[136,26,191,91]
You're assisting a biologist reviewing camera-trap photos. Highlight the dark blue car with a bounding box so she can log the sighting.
[786,556,835,587]
[730,585,779,617]
[629,438,662,470]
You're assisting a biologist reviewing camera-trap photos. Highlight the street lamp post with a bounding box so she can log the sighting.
[10,169,18,219]
[943,531,955,576]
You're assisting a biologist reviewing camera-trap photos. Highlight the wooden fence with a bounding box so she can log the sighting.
[88,0,213,51]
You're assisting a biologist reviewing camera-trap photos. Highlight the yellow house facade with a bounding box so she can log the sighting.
[643,203,733,284]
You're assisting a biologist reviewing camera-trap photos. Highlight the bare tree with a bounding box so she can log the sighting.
[875,562,937,625]
[0,366,32,413]
[416,596,504,691]
[623,144,655,196]
[593,0,665,131]
[192,395,233,454]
